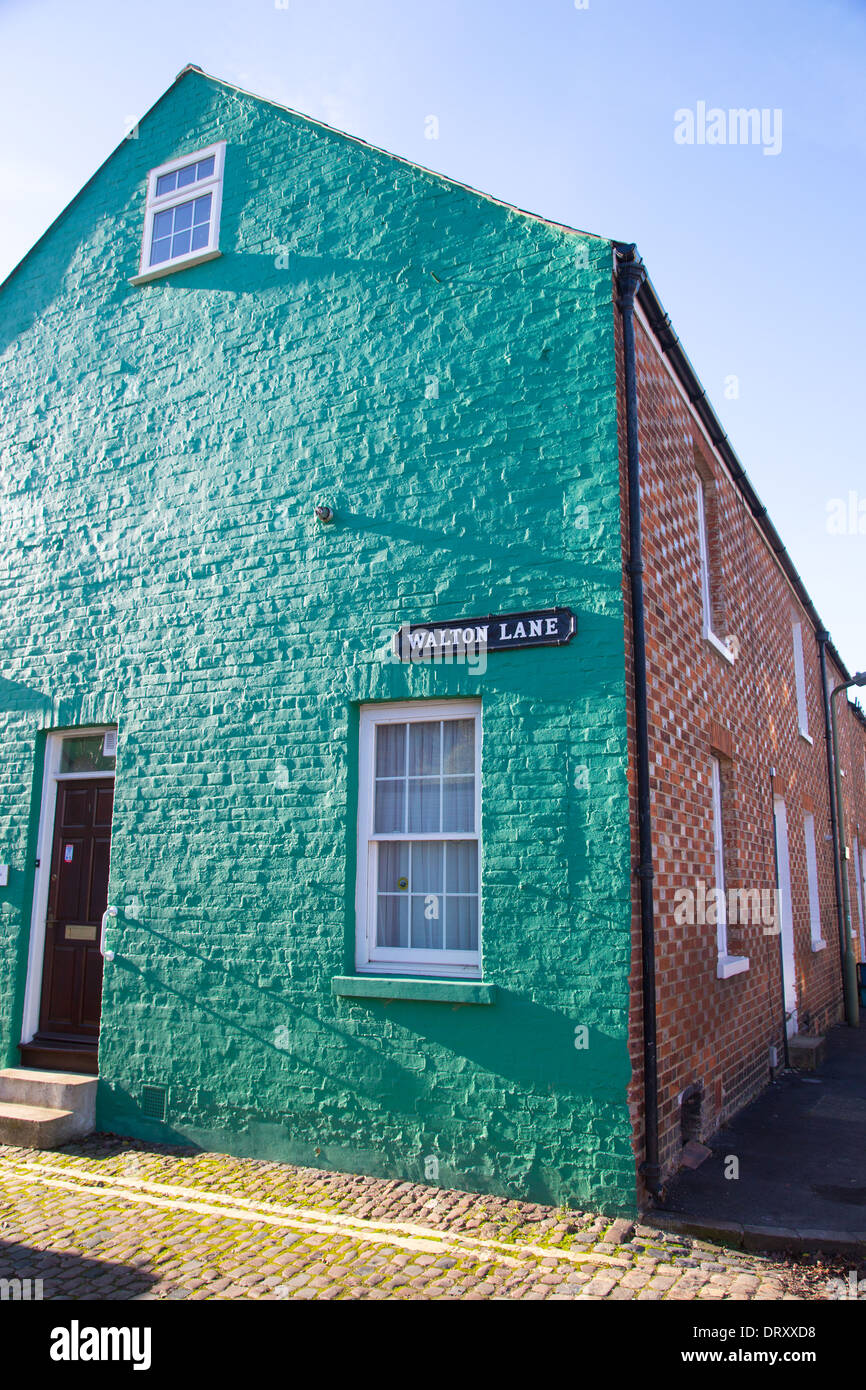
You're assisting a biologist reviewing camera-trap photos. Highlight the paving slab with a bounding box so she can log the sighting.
[658,1022,866,1253]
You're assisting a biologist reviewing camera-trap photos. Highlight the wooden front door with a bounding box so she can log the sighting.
[38,778,114,1041]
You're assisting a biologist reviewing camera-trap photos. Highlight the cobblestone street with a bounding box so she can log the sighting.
[0,1136,844,1301]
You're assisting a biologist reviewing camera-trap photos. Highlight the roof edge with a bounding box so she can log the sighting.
[0,65,608,300]
[172,65,608,244]
[614,241,853,685]
[3,71,854,690]
[0,68,201,298]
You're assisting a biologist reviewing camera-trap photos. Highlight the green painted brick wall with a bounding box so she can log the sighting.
[0,71,635,1211]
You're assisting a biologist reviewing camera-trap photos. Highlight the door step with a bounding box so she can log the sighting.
[0,1100,80,1149]
[0,1068,96,1149]
[19,1040,98,1075]
[788,1034,826,1071]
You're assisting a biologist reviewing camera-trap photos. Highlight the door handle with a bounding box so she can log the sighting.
[100,905,118,961]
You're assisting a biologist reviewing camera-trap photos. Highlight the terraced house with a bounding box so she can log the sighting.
[0,66,863,1215]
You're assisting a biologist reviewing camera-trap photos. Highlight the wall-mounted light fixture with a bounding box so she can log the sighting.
[315,504,334,524]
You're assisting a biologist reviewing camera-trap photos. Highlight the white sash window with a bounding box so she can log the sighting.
[356,701,482,977]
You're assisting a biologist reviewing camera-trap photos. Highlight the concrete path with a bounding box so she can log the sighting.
[0,1135,843,1300]
[659,1023,866,1252]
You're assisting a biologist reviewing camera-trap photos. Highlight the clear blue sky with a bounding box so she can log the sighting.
[1,0,863,671]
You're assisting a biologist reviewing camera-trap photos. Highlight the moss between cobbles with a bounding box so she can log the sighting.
[0,1139,824,1300]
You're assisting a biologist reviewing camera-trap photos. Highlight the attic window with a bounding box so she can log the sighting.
[132,142,225,284]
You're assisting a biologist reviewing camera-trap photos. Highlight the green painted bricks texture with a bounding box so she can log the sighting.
[0,71,635,1211]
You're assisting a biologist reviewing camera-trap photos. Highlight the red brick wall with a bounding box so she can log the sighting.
[836,700,866,959]
[618,296,866,1202]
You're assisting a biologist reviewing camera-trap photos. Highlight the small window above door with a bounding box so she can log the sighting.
[59,733,117,775]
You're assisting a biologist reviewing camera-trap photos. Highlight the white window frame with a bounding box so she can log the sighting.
[804,811,825,950]
[773,795,798,1033]
[854,834,865,960]
[792,619,811,741]
[132,141,226,285]
[696,480,734,665]
[712,757,749,977]
[711,757,728,958]
[356,699,482,979]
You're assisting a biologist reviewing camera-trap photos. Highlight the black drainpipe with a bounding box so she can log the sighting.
[616,244,661,1198]
[817,630,850,1009]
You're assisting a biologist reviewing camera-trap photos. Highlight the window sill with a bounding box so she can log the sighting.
[799,730,814,746]
[811,939,828,953]
[703,627,736,665]
[332,975,497,1005]
[716,954,750,979]
[130,249,222,285]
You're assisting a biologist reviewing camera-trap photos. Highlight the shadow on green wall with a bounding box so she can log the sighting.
[0,675,50,712]
[342,989,630,1098]
[100,919,628,1109]
[176,249,391,294]
[102,923,428,1091]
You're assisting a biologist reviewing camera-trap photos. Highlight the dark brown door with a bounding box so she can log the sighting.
[38,778,114,1040]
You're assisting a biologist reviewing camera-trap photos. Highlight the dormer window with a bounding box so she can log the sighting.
[133,142,225,283]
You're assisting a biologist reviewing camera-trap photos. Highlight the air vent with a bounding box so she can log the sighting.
[140,1084,167,1121]
[680,1084,703,1144]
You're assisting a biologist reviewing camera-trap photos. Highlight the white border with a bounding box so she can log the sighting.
[711,757,728,959]
[704,627,736,666]
[695,479,735,665]
[792,619,811,739]
[854,833,866,961]
[20,727,116,1046]
[355,699,482,979]
[772,793,799,1035]
[132,141,226,284]
[803,810,825,950]
[711,756,750,978]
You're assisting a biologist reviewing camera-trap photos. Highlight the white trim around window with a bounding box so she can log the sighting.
[854,834,865,960]
[711,756,749,978]
[711,756,728,960]
[696,480,734,665]
[696,480,714,637]
[355,699,482,978]
[132,141,226,284]
[792,619,811,741]
[804,811,825,950]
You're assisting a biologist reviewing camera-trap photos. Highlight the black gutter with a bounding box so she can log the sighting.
[616,244,661,1198]
[612,244,851,686]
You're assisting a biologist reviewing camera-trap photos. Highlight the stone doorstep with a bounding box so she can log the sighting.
[0,1067,97,1112]
[0,1100,79,1149]
[786,1035,827,1071]
[650,1211,866,1258]
[0,1067,97,1148]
